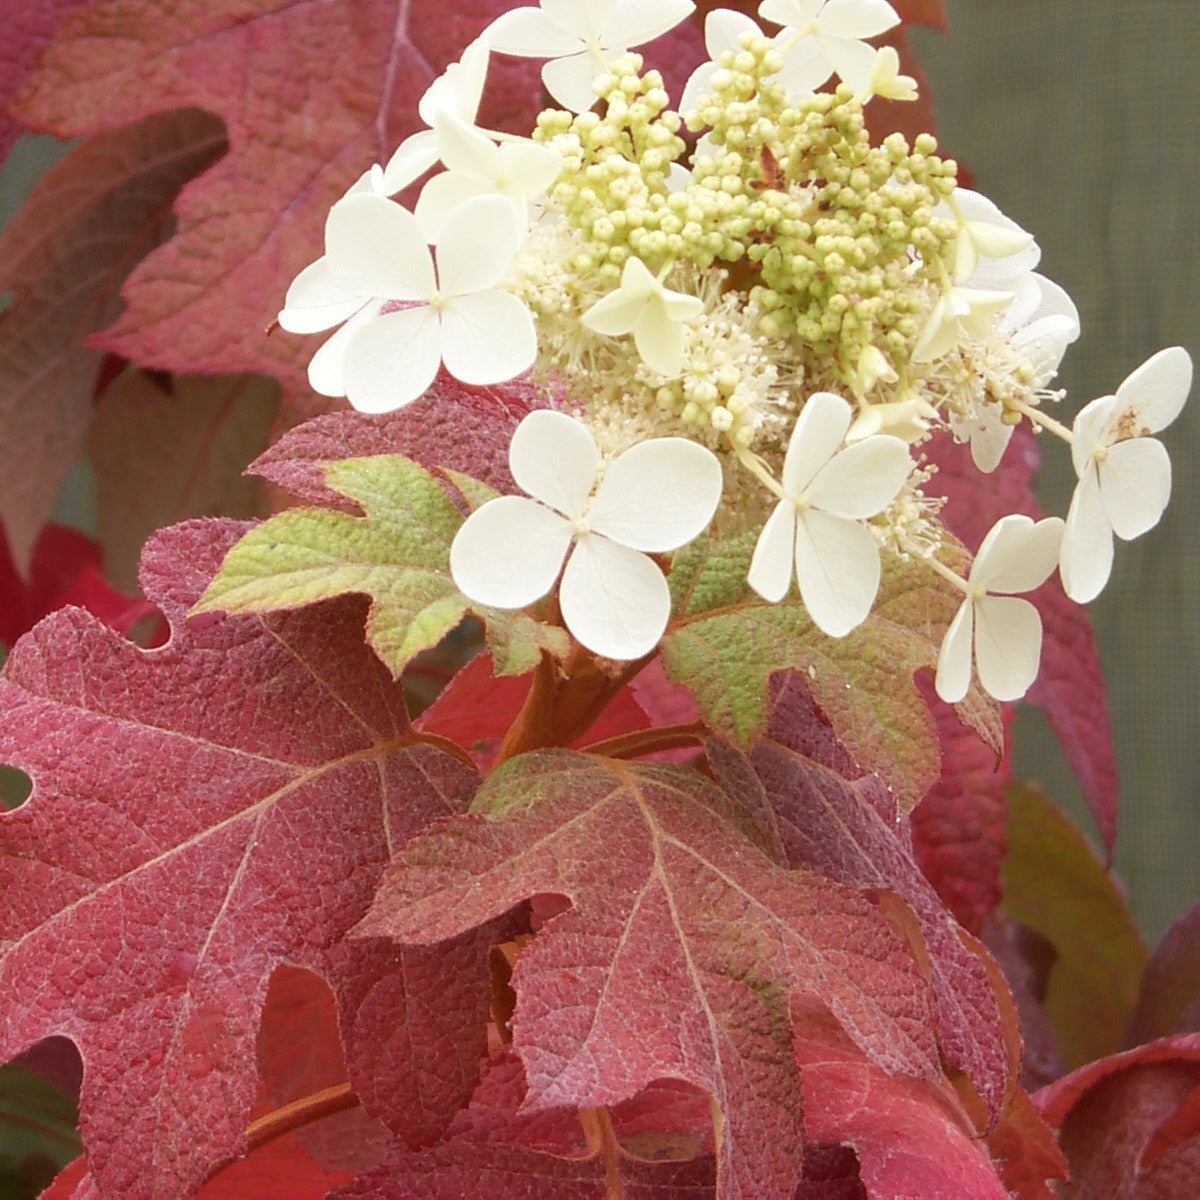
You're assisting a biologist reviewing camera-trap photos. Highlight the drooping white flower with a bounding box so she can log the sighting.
[450,410,723,659]
[757,0,901,95]
[948,273,1081,473]
[1059,346,1193,603]
[935,514,1064,703]
[414,117,564,238]
[380,39,492,195]
[945,189,1038,286]
[280,193,537,412]
[581,256,705,376]
[484,0,696,112]
[912,283,1014,364]
[680,9,817,116]
[860,44,917,102]
[747,391,911,636]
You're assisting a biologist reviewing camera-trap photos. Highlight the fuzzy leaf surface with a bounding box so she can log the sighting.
[925,428,1118,851]
[1003,784,1147,1069]
[196,454,563,676]
[0,519,489,1200]
[334,1050,717,1199]
[360,750,941,1199]
[661,528,995,811]
[250,379,542,508]
[709,673,1011,1121]
[0,109,226,573]
[89,370,279,591]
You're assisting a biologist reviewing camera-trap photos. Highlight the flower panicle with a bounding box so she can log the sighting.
[274,0,1193,695]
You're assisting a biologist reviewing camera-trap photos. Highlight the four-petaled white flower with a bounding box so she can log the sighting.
[450,410,723,659]
[680,9,816,116]
[581,256,704,376]
[747,391,912,636]
[757,0,901,95]
[414,117,564,238]
[278,193,536,413]
[380,39,492,195]
[485,0,696,112]
[912,282,1013,364]
[945,189,1037,286]
[861,45,918,102]
[1059,346,1193,603]
[935,514,1064,703]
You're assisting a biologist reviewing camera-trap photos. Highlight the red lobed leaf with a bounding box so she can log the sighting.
[923,427,1118,853]
[0,519,493,1200]
[0,109,226,573]
[0,522,159,648]
[359,750,941,1198]
[333,1050,717,1199]
[250,378,543,510]
[1037,1035,1200,1199]
[709,672,1013,1123]
[910,678,1010,934]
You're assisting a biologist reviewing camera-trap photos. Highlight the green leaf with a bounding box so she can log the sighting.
[662,531,987,811]
[195,455,563,677]
[1002,783,1148,1069]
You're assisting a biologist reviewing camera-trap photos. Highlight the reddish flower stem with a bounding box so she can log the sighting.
[582,722,708,760]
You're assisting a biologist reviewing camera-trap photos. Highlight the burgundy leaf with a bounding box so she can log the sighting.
[1129,901,1200,1045]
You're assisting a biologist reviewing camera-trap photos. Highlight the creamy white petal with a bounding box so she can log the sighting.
[934,599,973,704]
[819,0,901,39]
[278,257,366,334]
[759,0,822,26]
[559,535,671,659]
[820,34,879,93]
[502,140,565,199]
[1071,393,1118,477]
[778,34,833,93]
[806,435,910,519]
[325,194,435,300]
[552,0,619,38]
[973,514,1063,595]
[341,306,442,412]
[419,40,490,125]
[306,301,383,397]
[435,195,523,295]
[508,410,599,519]
[440,289,537,385]
[608,0,696,47]
[680,61,718,116]
[1060,467,1113,604]
[485,7,584,56]
[381,130,439,195]
[747,500,798,603]
[433,115,499,177]
[1099,437,1172,541]
[782,391,853,495]
[794,508,881,637]
[973,594,1042,702]
[414,171,494,239]
[634,299,687,376]
[1109,346,1193,438]
[912,295,956,363]
[543,51,606,111]
[588,438,723,551]
[582,289,646,336]
[450,496,573,608]
[950,402,1014,474]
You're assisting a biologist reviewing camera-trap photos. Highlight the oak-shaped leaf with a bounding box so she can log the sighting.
[0,108,225,573]
[1129,900,1200,1045]
[89,370,279,591]
[195,453,566,677]
[0,520,495,1200]
[925,428,1118,851]
[1037,1034,1200,1199]
[335,1049,717,1199]
[708,673,1012,1122]
[1003,784,1147,1070]
[661,526,999,812]
[250,378,543,509]
[359,750,941,1198]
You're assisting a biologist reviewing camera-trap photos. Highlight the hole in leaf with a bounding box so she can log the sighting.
[0,766,32,811]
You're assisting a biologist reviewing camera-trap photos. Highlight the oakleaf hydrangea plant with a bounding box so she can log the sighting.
[2,3,1196,1199]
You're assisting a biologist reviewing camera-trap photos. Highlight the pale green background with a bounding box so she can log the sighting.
[914,2,1200,940]
[2,4,1197,939]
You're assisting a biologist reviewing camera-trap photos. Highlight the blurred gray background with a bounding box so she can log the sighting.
[2,3,1196,940]
[913,1,1200,940]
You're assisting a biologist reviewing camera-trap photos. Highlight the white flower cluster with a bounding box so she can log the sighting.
[277,0,1192,696]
